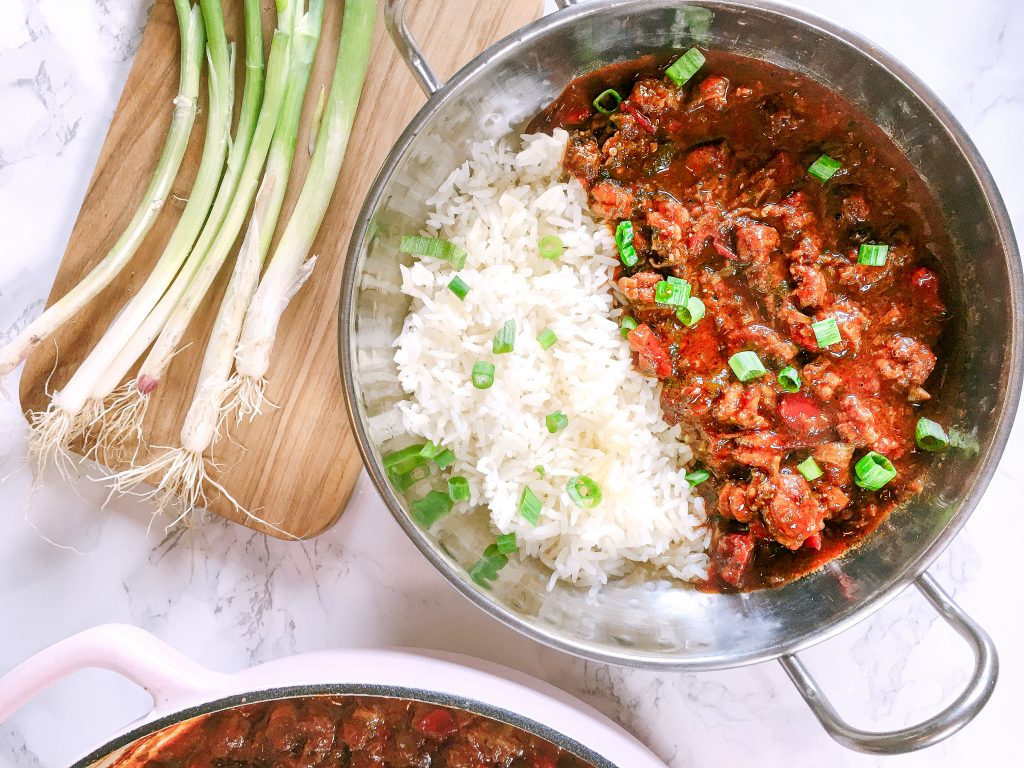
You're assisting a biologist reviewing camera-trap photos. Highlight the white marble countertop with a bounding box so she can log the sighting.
[1,1,1021,766]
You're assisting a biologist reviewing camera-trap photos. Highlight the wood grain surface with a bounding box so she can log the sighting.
[19,0,542,538]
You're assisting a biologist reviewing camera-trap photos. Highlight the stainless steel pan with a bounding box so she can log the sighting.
[340,0,1022,753]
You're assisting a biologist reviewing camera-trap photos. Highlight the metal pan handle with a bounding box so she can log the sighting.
[0,624,229,723]
[779,572,998,754]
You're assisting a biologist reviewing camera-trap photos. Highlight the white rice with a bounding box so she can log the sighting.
[393,129,709,587]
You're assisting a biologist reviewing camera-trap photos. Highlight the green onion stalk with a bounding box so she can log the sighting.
[28,0,234,474]
[233,0,376,421]
[0,0,205,391]
[111,0,329,520]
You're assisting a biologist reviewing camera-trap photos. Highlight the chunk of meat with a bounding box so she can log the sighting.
[688,75,730,111]
[877,335,936,389]
[802,359,842,401]
[684,141,729,177]
[627,323,672,378]
[618,271,662,304]
[832,299,869,352]
[734,220,779,266]
[714,533,755,587]
[777,393,831,440]
[563,133,601,184]
[712,382,770,429]
[726,324,797,363]
[761,471,826,550]
[732,430,784,472]
[718,481,755,523]
[835,394,880,447]
[620,101,656,133]
[909,266,945,313]
[790,264,827,308]
[760,190,816,234]
[812,441,855,485]
[660,380,712,424]
[647,197,690,244]
[819,485,852,515]
[840,190,869,224]
[702,271,759,334]
[779,304,820,349]
[737,151,800,206]
[629,76,684,115]
[590,181,634,219]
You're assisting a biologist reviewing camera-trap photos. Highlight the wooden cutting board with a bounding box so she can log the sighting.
[19,0,543,538]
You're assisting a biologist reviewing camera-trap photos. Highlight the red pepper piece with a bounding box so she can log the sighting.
[777,394,831,438]
[712,236,738,260]
[803,533,822,550]
[620,100,656,133]
[627,324,673,378]
[415,708,457,738]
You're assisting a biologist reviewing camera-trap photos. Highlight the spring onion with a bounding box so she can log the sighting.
[399,235,467,270]
[948,427,980,455]
[538,234,564,260]
[812,317,842,348]
[0,0,205,385]
[615,220,638,267]
[492,319,516,355]
[665,47,705,86]
[567,475,602,509]
[685,468,709,486]
[385,443,428,475]
[854,451,897,491]
[797,456,823,481]
[676,296,705,327]
[433,449,456,470]
[807,154,841,183]
[592,88,622,114]
[411,491,453,527]
[533,465,545,477]
[915,417,949,452]
[518,485,542,525]
[537,328,557,350]
[620,316,638,337]
[419,441,444,459]
[495,532,518,554]
[448,476,470,502]
[469,549,509,589]
[448,275,470,300]
[858,243,889,266]
[546,411,568,433]
[655,278,691,308]
[728,351,767,382]
[777,366,801,393]
[472,361,495,389]
[388,463,428,493]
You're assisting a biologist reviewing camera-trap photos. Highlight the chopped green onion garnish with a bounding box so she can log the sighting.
[685,468,709,486]
[665,47,705,86]
[546,411,568,433]
[566,475,602,509]
[383,443,428,475]
[400,235,467,270]
[654,278,691,308]
[797,456,823,482]
[807,154,841,183]
[410,491,453,527]
[615,220,638,267]
[388,465,427,493]
[448,275,470,300]
[948,427,980,455]
[812,317,842,348]
[537,327,557,350]
[915,417,949,452]
[495,532,518,554]
[492,319,516,355]
[592,88,622,114]
[538,234,564,261]
[676,296,705,327]
[728,351,767,382]
[854,451,897,491]
[472,361,495,389]
[469,550,509,589]
[858,243,889,267]
[777,366,801,393]
[533,465,545,477]
[419,441,444,459]
[518,485,542,526]
[448,475,470,502]
[620,315,638,337]
[433,449,456,470]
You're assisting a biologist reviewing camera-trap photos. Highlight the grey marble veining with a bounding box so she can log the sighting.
[0,1,1022,766]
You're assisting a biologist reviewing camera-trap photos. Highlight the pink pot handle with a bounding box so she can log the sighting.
[0,624,229,723]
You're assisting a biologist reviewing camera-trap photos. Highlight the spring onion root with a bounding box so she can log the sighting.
[0,0,205,386]
[233,0,376,421]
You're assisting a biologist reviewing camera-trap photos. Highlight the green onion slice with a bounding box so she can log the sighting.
[948,427,980,455]
[685,468,710,486]
[383,443,428,476]
[665,47,706,86]
[495,532,518,554]
[728,351,767,382]
[410,491,453,527]
[592,88,622,114]
[797,456,823,482]
[518,485,542,526]
[419,441,443,459]
[566,475,602,509]
[492,319,517,355]
[433,449,456,470]
[676,296,705,327]
[655,278,691,308]
[472,361,495,389]
[807,154,841,183]
[812,317,842,348]
[537,327,557,350]
[915,417,949,452]
[858,243,889,267]
[615,220,638,267]
[400,235,467,270]
[777,366,801,393]
[546,411,568,433]
[538,234,564,261]
[469,551,509,589]
[620,315,638,337]
[533,465,545,477]
[854,451,897,491]
[448,475,470,502]
[448,275,470,300]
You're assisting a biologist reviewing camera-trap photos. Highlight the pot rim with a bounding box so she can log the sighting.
[338,0,1023,670]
